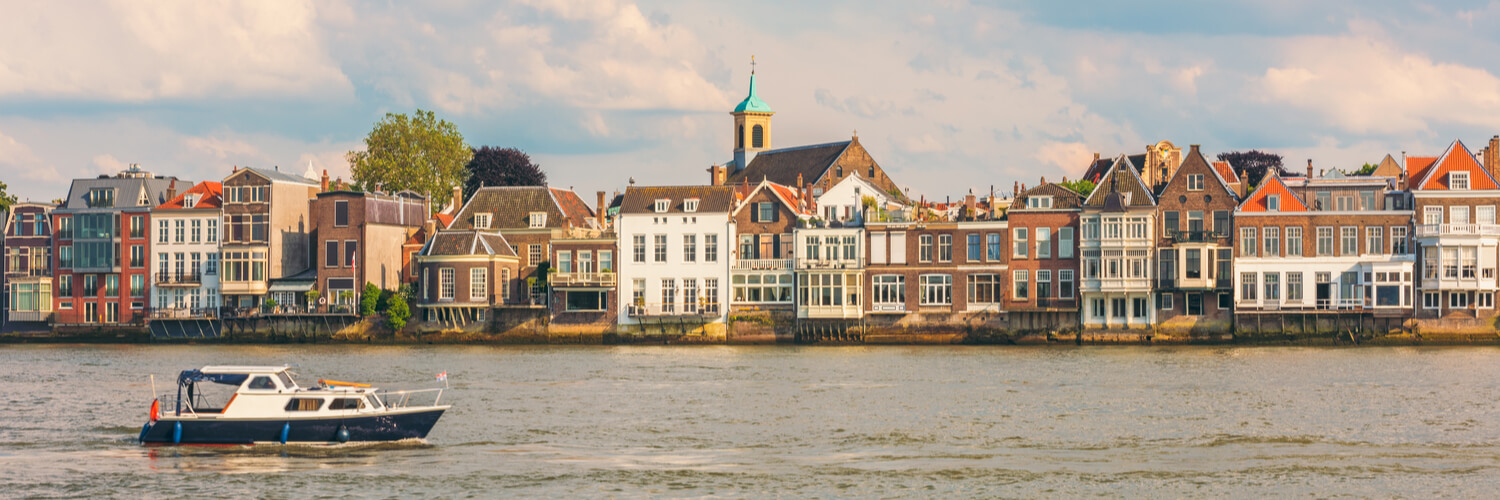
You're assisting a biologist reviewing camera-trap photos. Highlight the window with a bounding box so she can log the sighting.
[1264,272,1280,301]
[130,245,144,268]
[1218,293,1231,310]
[1160,293,1173,311]
[919,274,952,306]
[801,235,816,260]
[439,268,455,300]
[1287,272,1303,301]
[1213,211,1230,233]
[105,274,119,297]
[1133,297,1147,318]
[473,213,490,229]
[1316,227,1334,256]
[752,124,764,148]
[1452,206,1470,225]
[1480,206,1497,225]
[59,276,72,298]
[1267,194,1280,211]
[1424,206,1443,226]
[1059,269,1074,299]
[285,398,325,412]
[1187,174,1204,191]
[325,241,339,267]
[1450,171,1470,190]
[705,234,718,262]
[872,275,905,308]
[1013,270,1029,300]
[501,268,512,301]
[653,235,667,262]
[1316,192,1331,211]
[1366,227,1383,256]
[207,218,217,243]
[1340,227,1357,255]
[969,274,1001,305]
[1037,227,1051,259]
[1027,196,1053,209]
[919,235,933,262]
[1084,217,1100,240]
[986,234,1001,261]
[1263,227,1279,257]
[1240,227,1256,257]
[1187,211,1203,232]
[1164,211,1179,236]
[1423,291,1440,309]
[1480,292,1495,309]
[89,188,114,208]
[158,220,169,243]
[557,251,572,273]
[1013,228,1028,258]
[175,218,187,242]
[131,275,144,298]
[1390,226,1407,254]
[58,216,72,239]
[1185,249,1201,279]
[683,234,697,262]
[654,199,669,213]
[938,235,952,262]
[633,235,646,262]
[1059,227,1074,259]
[529,212,547,228]
[599,250,613,273]
[1092,298,1106,318]
[1105,218,1120,239]
[967,234,981,261]
[1286,227,1303,256]
[1036,270,1052,299]
[660,278,675,312]
[1186,293,1203,315]
[470,268,487,301]
[335,200,349,227]
[756,202,773,222]
[1240,272,1257,301]
[1111,297,1126,318]
[1451,292,1469,309]
[345,240,358,268]
[59,246,72,268]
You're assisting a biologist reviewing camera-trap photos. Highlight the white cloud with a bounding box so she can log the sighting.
[1033,141,1094,179]
[0,130,63,185]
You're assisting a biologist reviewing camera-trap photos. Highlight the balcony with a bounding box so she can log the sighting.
[148,307,219,319]
[800,304,864,319]
[1169,230,1223,243]
[551,272,617,287]
[220,280,268,296]
[734,258,793,271]
[1082,277,1152,292]
[628,302,722,318]
[155,271,203,286]
[796,258,865,270]
[5,268,51,278]
[1415,224,1500,238]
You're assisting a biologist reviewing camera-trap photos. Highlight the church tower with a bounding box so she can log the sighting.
[731,57,774,173]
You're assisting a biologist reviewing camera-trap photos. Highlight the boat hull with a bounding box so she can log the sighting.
[139,407,447,445]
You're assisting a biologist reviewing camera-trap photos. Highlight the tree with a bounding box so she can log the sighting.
[1058,178,1096,196]
[1352,163,1378,176]
[360,282,381,316]
[305,290,322,311]
[1218,150,1287,188]
[0,179,16,213]
[347,109,472,207]
[462,146,546,199]
[376,289,396,313]
[385,293,411,331]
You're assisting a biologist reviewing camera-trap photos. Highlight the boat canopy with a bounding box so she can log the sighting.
[177,369,249,386]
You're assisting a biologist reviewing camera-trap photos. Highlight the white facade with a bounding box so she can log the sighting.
[616,204,733,325]
[793,227,864,319]
[814,174,899,224]
[1233,253,1415,312]
[150,210,221,316]
[1079,212,1156,328]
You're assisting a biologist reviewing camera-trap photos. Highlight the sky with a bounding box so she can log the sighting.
[4,0,1500,205]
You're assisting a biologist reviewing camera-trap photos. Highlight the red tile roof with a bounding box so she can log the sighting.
[434,213,454,229]
[154,181,222,209]
[1406,156,1438,187]
[1413,140,1499,190]
[1212,161,1240,185]
[1238,174,1308,213]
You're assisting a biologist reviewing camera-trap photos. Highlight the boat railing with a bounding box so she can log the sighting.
[375,387,446,409]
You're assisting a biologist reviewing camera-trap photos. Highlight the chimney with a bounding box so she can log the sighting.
[1489,135,1500,182]
[232,165,238,173]
[708,165,726,186]
[965,191,977,220]
[373,182,382,194]
[320,169,330,192]
[166,179,177,201]
[1307,159,1313,179]
[1013,181,1019,197]
[596,191,607,228]
[451,185,463,213]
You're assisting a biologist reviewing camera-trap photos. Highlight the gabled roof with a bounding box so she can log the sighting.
[434,213,454,229]
[724,141,849,186]
[620,186,735,215]
[1013,182,1084,211]
[1212,161,1240,186]
[450,185,594,231]
[421,230,519,257]
[1081,153,1147,183]
[1412,139,1500,191]
[1168,147,1239,202]
[1237,172,1310,213]
[228,166,319,186]
[1371,154,1404,178]
[1084,155,1156,209]
[60,175,187,211]
[733,179,810,217]
[1406,156,1438,186]
[156,181,223,210]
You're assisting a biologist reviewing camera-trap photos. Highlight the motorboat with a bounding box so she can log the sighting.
[138,365,449,445]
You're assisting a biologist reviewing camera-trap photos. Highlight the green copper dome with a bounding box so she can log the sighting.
[733,74,773,113]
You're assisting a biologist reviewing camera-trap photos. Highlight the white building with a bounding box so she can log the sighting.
[794,226,865,319]
[814,173,901,224]
[1079,156,1157,329]
[616,186,735,329]
[150,181,223,317]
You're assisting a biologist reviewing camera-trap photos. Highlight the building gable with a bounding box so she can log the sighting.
[1164,146,1238,202]
[1084,155,1156,209]
[1414,140,1500,191]
[1237,174,1309,213]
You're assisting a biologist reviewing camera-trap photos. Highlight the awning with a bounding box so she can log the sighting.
[268,280,315,293]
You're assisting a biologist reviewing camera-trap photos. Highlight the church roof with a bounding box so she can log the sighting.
[733,73,773,113]
[725,141,849,187]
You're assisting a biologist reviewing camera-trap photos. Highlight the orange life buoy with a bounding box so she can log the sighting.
[149,399,160,422]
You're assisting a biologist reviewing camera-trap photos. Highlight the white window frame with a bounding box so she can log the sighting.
[473,213,492,229]
[1187,174,1204,191]
[918,274,952,306]
[470,268,487,301]
[529,212,547,228]
[654,199,670,213]
[1450,171,1470,190]
[1422,291,1440,309]
[684,198,699,213]
[439,268,455,300]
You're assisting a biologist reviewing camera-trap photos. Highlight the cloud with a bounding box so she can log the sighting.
[0,130,63,185]
[0,0,351,101]
[1033,141,1094,179]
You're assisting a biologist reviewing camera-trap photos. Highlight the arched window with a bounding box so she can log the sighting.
[868,167,876,178]
[737,125,745,149]
[752,124,764,148]
[836,166,843,178]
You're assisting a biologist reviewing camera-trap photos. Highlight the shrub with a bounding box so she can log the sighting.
[385,293,410,331]
[360,282,381,316]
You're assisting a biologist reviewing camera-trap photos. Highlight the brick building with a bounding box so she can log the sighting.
[1409,139,1500,319]
[730,179,806,313]
[308,187,428,310]
[1154,146,1240,332]
[446,185,596,306]
[548,229,617,330]
[414,230,521,327]
[864,203,1009,323]
[219,167,319,311]
[1002,182,1080,331]
[4,202,55,324]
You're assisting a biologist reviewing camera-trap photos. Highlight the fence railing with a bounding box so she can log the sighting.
[628,302,722,317]
[550,272,617,286]
[155,271,203,285]
[734,259,793,271]
[1415,224,1500,237]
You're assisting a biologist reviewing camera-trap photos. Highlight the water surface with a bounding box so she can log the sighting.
[2,345,1498,497]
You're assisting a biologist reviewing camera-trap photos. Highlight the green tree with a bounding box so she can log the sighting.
[385,293,411,331]
[376,289,396,313]
[360,282,381,316]
[1352,163,1378,176]
[0,179,17,213]
[305,290,322,311]
[1058,178,1096,196]
[347,109,472,206]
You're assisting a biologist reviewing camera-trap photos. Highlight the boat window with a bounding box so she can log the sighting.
[247,376,278,390]
[329,398,365,410]
[276,371,297,389]
[364,395,383,410]
[285,398,324,411]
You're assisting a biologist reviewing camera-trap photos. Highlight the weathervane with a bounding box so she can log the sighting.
[751,55,756,74]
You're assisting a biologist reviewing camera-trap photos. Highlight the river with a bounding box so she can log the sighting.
[2,345,1498,497]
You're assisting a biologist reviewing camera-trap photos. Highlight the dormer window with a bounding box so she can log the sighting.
[684,198,699,213]
[88,188,115,208]
[184,194,200,207]
[1267,194,1280,211]
[1027,196,1053,209]
[528,212,547,228]
[654,199,670,213]
[1450,171,1470,190]
[474,213,492,229]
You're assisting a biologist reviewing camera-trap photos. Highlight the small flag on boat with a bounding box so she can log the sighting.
[436,371,447,382]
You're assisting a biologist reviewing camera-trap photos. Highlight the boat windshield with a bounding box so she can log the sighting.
[277,371,298,389]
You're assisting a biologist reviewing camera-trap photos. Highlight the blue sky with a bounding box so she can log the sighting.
[3,0,1500,203]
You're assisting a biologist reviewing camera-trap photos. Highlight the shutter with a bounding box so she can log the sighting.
[772,205,779,222]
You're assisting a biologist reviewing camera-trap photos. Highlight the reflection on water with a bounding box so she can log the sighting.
[2,345,1500,496]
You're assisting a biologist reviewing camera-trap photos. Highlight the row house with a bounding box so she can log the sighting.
[616,186,734,327]
[1155,146,1240,330]
[548,228,617,327]
[446,185,596,306]
[4,202,55,323]
[52,166,185,325]
[149,181,223,319]
[1079,156,1157,329]
[1233,170,1415,319]
[219,167,319,311]
[796,225,865,321]
[1409,140,1500,319]
[730,179,804,313]
[414,230,521,326]
[1005,182,1081,331]
[864,195,1009,322]
[308,187,428,310]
